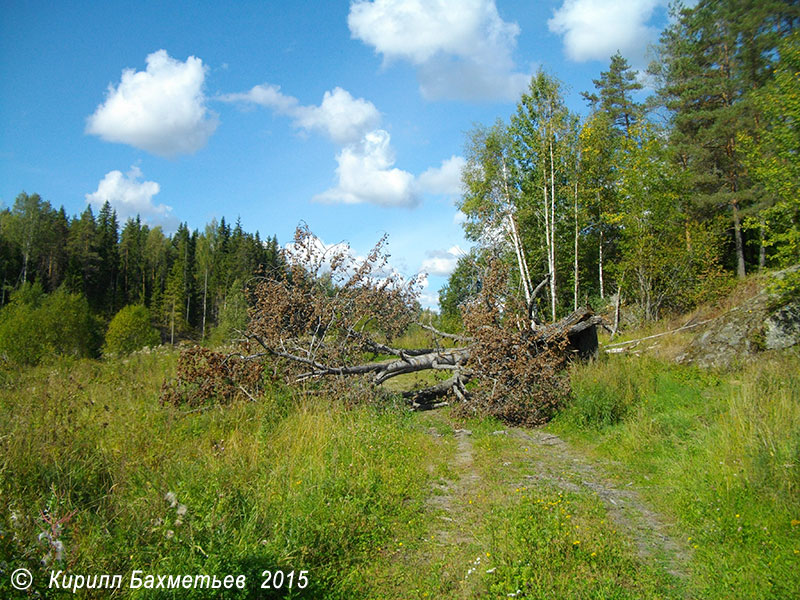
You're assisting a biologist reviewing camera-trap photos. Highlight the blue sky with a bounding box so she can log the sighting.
[0,0,673,308]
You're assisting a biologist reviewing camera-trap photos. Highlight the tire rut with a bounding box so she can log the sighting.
[511,428,691,579]
[427,428,480,546]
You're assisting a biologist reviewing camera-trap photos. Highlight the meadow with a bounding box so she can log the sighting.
[1,342,798,598]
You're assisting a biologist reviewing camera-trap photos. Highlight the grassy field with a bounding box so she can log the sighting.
[551,350,800,599]
[1,343,798,598]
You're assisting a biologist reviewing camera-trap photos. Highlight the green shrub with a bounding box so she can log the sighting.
[0,285,99,364]
[104,304,160,355]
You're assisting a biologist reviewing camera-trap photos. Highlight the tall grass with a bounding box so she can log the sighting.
[552,350,800,599]
[0,350,445,598]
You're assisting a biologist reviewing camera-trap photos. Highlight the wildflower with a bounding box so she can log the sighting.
[176,504,188,517]
[791,519,800,527]
[573,540,580,546]
[735,514,740,518]
[165,530,175,539]
[164,492,177,508]
[590,552,596,557]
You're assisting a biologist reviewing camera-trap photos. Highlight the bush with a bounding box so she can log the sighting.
[104,304,160,355]
[0,285,99,364]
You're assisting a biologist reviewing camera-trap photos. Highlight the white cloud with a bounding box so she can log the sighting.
[222,81,462,207]
[548,0,662,64]
[418,155,465,195]
[453,210,467,225]
[294,88,381,145]
[86,166,177,229]
[315,130,417,207]
[420,245,464,276]
[348,0,530,101]
[220,85,380,145]
[86,50,218,157]
[219,83,299,113]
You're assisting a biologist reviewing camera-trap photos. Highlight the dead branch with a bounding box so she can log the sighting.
[418,323,475,343]
[402,369,473,407]
[528,273,551,325]
[604,317,715,350]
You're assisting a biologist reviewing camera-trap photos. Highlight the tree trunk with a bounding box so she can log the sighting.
[202,268,208,340]
[574,180,579,311]
[550,147,556,322]
[732,199,746,279]
[599,228,605,300]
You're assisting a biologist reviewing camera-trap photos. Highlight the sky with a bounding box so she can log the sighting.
[0,0,675,309]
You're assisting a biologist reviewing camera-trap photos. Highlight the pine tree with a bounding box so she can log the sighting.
[652,0,799,278]
[65,206,101,302]
[581,52,642,136]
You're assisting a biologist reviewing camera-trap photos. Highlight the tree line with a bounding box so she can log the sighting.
[442,1,799,325]
[0,194,282,350]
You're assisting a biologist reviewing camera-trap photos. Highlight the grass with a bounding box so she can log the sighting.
[2,333,799,598]
[550,349,800,599]
[0,349,448,599]
[466,418,682,599]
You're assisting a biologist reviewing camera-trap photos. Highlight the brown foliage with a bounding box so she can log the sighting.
[159,346,263,407]
[159,226,591,427]
[245,224,422,384]
[457,260,571,426]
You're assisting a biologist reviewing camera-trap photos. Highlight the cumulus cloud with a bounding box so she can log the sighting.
[315,130,417,207]
[220,85,380,145]
[548,0,662,64]
[294,88,382,145]
[86,166,178,229]
[417,155,465,196]
[420,245,464,276]
[348,0,530,101]
[86,50,218,157]
[222,81,464,207]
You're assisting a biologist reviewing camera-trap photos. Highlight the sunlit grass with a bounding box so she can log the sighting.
[0,350,446,598]
[551,350,800,599]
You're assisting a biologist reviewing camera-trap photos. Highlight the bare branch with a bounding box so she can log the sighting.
[417,323,475,343]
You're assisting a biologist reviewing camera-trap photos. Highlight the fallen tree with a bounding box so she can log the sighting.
[163,226,599,426]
